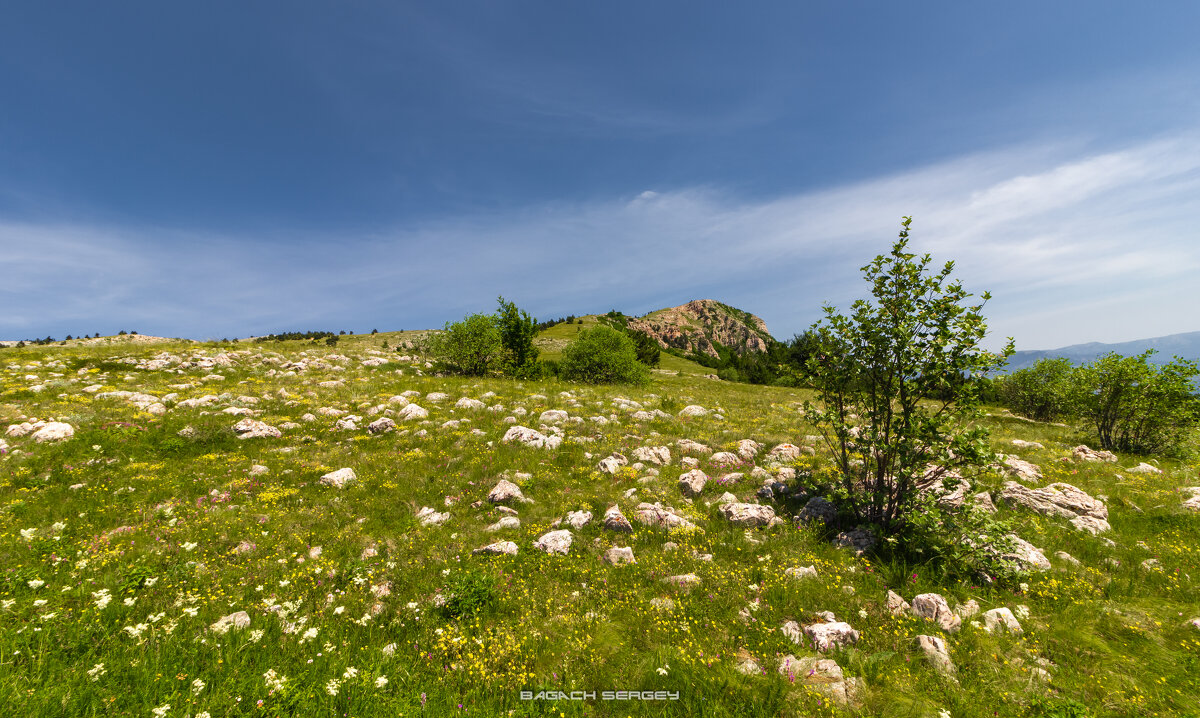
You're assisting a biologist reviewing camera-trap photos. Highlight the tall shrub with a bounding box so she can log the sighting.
[998,357,1078,421]
[1075,350,1200,455]
[804,217,1013,529]
[429,313,502,376]
[495,296,540,374]
[560,326,650,385]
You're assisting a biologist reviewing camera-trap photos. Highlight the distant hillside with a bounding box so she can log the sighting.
[1004,330,1200,371]
[623,300,774,358]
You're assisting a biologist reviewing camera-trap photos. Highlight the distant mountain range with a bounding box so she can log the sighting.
[1002,330,1200,372]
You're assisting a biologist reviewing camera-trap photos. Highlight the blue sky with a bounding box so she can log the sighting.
[2,2,1199,350]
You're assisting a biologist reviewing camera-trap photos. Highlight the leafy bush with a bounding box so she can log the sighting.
[897,495,1023,585]
[427,313,502,376]
[559,326,650,385]
[438,570,497,619]
[495,296,539,373]
[803,217,1012,529]
[998,357,1078,421]
[1074,350,1200,456]
[627,329,661,366]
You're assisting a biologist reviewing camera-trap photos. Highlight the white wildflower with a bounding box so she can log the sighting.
[181,542,198,552]
[27,579,45,589]
[325,678,341,696]
[150,702,171,717]
[124,597,137,607]
[249,629,265,643]
[51,521,67,532]
[299,627,318,643]
[182,607,198,617]
[333,606,345,615]
[87,662,106,681]
[382,642,397,656]
[191,678,205,695]
[263,668,287,692]
[20,528,36,541]
[144,577,158,587]
[342,666,358,679]
[33,599,47,607]
[75,559,89,570]
[375,675,388,688]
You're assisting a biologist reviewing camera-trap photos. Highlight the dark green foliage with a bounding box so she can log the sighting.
[324,335,339,347]
[428,313,502,376]
[438,570,497,619]
[1075,350,1200,456]
[559,326,650,385]
[627,329,661,366]
[255,330,337,343]
[535,314,577,331]
[999,357,1078,421]
[804,217,1013,529]
[495,296,540,372]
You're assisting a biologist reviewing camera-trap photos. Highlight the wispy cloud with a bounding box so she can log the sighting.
[3,132,1199,348]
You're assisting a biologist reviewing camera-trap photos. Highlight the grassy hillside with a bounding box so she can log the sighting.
[1,338,1198,717]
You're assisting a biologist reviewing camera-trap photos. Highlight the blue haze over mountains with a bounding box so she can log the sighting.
[1000,330,1200,372]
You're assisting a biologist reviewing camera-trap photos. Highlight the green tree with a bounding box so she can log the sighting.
[803,217,1013,529]
[1075,350,1199,455]
[998,357,1078,422]
[560,325,650,385]
[430,313,502,376]
[495,296,539,373]
[628,329,661,366]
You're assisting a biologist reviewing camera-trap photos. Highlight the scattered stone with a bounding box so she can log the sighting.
[776,655,858,707]
[785,565,818,580]
[719,502,777,528]
[533,530,573,555]
[473,541,518,556]
[597,453,629,474]
[982,607,1023,634]
[886,590,910,616]
[425,392,449,403]
[1055,551,1081,566]
[676,438,713,456]
[455,397,485,410]
[955,600,980,618]
[736,657,762,675]
[709,451,741,467]
[799,496,837,524]
[416,507,451,526]
[1001,455,1043,483]
[765,443,801,463]
[834,527,876,555]
[502,425,562,450]
[1072,445,1117,463]
[805,621,860,651]
[1011,439,1045,450]
[736,439,762,461]
[917,634,956,676]
[632,445,671,465]
[367,417,396,434]
[633,503,699,531]
[487,479,526,504]
[997,534,1052,572]
[539,409,569,424]
[319,468,357,489]
[662,573,701,590]
[603,505,633,532]
[398,404,429,421]
[678,405,708,417]
[911,593,962,632]
[232,419,281,439]
[563,510,593,529]
[1128,462,1163,474]
[1181,487,1200,512]
[1000,481,1108,532]
[602,547,636,565]
[678,469,709,497]
[485,516,520,532]
[31,422,74,443]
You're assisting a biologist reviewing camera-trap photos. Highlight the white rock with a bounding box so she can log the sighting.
[911,593,962,632]
[632,445,671,465]
[785,565,818,580]
[917,634,956,675]
[367,417,396,434]
[602,546,636,565]
[982,607,1023,634]
[473,541,518,556]
[501,425,561,450]
[488,479,526,504]
[719,502,776,528]
[232,419,281,439]
[1128,462,1162,474]
[319,468,357,489]
[804,621,860,651]
[533,529,573,555]
[416,506,450,526]
[538,409,569,424]
[32,422,74,443]
[677,405,708,417]
[603,504,633,532]
[678,469,709,497]
[455,397,485,410]
[563,510,592,529]
[486,516,521,532]
[398,404,429,421]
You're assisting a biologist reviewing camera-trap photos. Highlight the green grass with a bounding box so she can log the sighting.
[0,340,1198,716]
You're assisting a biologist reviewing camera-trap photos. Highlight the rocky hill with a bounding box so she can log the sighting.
[625,299,774,358]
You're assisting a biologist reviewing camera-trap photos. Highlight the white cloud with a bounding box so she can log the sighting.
[3,132,1199,349]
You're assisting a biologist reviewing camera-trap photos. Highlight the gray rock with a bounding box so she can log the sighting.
[678,469,709,497]
[632,445,671,465]
[886,590,910,616]
[776,655,858,707]
[487,479,526,504]
[917,634,956,676]
[1072,445,1117,463]
[319,467,357,489]
[473,541,518,556]
[603,504,633,532]
[785,565,818,580]
[533,529,573,555]
[1001,455,1043,483]
[799,496,837,524]
[563,510,593,530]
[485,516,521,532]
[982,607,1023,634]
[232,419,281,439]
[502,425,562,449]
[602,547,636,565]
[911,593,962,632]
[719,502,776,528]
[416,507,450,526]
[367,417,396,434]
[804,621,860,651]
